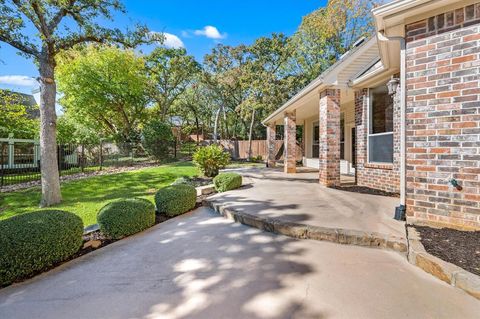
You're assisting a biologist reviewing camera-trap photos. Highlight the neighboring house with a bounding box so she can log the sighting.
[0,89,39,119]
[263,0,480,230]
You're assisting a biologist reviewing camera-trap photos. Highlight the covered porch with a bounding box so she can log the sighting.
[264,36,400,191]
[265,88,354,187]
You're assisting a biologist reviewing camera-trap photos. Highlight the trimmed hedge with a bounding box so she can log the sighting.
[213,173,242,192]
[155,184,196,217]
[0,210,83,286]
[97,198,155,239]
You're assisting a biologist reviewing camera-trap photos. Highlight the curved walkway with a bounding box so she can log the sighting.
[0,207,478,319]
[206,167,406,251]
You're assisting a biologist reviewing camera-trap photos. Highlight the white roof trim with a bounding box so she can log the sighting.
[262,37,377,125]
[350,62,386,87]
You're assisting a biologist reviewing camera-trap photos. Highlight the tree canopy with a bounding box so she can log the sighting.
[1,0,378,180]
[56,45,149,144]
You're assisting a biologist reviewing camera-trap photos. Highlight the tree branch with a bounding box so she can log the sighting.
[30,0,51,38]
[0,34,40,57]
[47,0,76,31]
[54,34,105,52]
[11,0,42,32]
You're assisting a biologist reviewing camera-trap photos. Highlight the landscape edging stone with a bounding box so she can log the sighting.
[406,226,480,300]
[203,198,407,254]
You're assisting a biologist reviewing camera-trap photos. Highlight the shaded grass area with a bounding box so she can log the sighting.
[0,162,198,227]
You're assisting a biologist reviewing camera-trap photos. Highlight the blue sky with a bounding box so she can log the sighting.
[0,0,324,94]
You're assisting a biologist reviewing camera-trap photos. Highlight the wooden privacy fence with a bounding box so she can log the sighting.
[214,140,301,160]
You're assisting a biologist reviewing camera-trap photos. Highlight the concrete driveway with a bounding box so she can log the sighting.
[0,207,478,319]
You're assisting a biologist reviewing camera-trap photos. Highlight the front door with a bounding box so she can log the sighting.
[312,121,319,158]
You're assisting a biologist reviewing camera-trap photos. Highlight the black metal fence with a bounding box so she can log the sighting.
[0,140,197,189]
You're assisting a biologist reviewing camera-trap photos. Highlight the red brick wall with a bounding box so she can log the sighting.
[405,3,480,229]
[319,89,341,186]
[354,89,401,193]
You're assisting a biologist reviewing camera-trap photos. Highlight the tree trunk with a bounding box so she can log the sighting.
[39,60,62,207]
[222,106,230,139]
[213,106,221,144]
[195,116,200,146]
[247,109,256,161]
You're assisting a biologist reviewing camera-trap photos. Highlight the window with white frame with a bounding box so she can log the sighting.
[368,85,394,163]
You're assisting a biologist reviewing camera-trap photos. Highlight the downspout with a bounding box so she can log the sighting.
[377,31,406,220]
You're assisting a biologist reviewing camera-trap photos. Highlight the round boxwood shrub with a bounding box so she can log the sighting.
[155,184,196,217]
[0,210,83,286]
[97,198,155,239]
[213,173,242,192]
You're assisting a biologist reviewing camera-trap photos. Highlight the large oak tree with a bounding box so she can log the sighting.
[0,0,153,206]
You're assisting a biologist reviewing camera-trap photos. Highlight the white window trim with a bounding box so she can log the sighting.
[367,87,394,165]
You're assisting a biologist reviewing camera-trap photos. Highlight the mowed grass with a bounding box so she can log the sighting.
[0,161,199,226]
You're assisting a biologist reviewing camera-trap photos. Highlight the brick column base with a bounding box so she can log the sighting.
[319,89,340,186]
[266,124,276,168]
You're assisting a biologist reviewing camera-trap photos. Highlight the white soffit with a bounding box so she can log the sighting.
[263,37,380,125]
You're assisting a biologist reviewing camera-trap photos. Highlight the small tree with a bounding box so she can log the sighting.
[0,0,155,207]
[57,45,150,145]
[142,119,174,160]
[193,144,230,177]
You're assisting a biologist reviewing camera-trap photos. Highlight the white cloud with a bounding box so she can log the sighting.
[193,26,226,39]
[163,33,185,48]
[0,75,37,87]
[149,31,185,49]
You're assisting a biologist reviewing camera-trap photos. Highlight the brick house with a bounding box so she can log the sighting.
[263,0,480,230]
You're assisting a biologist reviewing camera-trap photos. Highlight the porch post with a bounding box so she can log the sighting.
[319,89,340,186]
[266,123,276,168]
[283,110,296,174]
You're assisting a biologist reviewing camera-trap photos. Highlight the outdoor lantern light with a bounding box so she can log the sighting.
[387,76,400,95]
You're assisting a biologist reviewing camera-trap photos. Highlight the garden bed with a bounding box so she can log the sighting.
[172,176,212,187]
[2,203,204,289]
[415,226,480,276]
[332,185,399,197]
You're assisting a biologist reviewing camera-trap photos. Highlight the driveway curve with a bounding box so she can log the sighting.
[0,207,478,319]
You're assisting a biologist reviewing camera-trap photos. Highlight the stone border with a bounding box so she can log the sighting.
[83,224,99,235]
[204,198,407,254]
[196,184,215,196]
[406,226,480,300]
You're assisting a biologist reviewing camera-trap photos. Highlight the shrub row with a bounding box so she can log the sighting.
[0,171,242,286]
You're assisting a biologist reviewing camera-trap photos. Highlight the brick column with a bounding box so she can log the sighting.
[266,123,276,168]
[284,111,296,174]
[319,89,340,186]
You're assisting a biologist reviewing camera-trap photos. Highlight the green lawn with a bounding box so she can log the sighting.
[0,161,199,226]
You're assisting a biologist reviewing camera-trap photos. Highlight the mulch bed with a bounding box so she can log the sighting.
[415,226,480,276]
[332,185,399,197]
[4,206,207,288]
[182,177,212,187]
